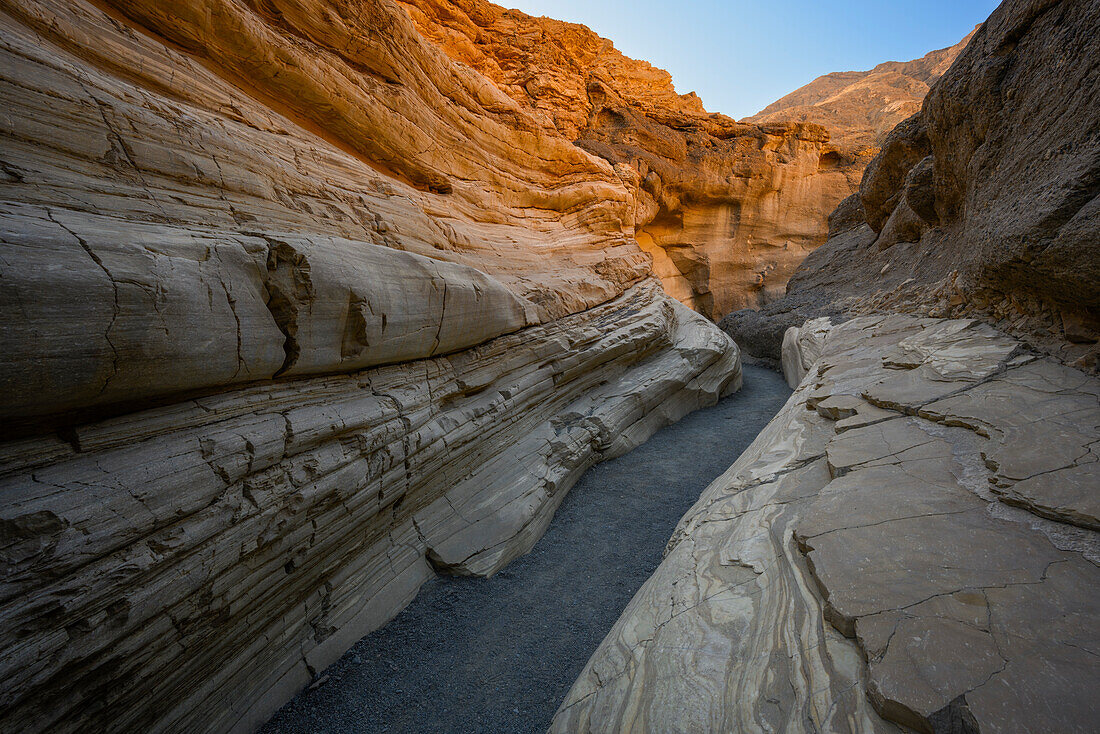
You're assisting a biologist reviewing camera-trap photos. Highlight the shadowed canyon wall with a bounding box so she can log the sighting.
[723,0,1099,370]
[0,0,745,730]
[556,6,1098,730]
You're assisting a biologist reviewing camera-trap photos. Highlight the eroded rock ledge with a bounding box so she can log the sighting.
[554,314,1099,733]
[0,280,740,734]
[0,0,743,731]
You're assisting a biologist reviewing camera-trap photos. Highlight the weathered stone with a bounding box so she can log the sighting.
[833,403,896,432]
[0,279,741,734]
[398,0,861,317]
[917,358,1100,531]
[727,0,1100,369]
[0,0,744,731]
[556,314,1100,734]
[780,316,832,388]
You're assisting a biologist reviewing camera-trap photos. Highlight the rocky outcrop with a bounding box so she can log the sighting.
[396,0,708,140]
[578,110,856,318]
[399,0,861,318]
[0,0,741,731]
[554,313,1100,733]
[748,28,976,150]
[780,316,832,388]
[1,280,738,734]
[723,0,1100,369]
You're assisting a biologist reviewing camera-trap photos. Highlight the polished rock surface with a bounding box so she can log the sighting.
[554,314,1100,733]
[0,1,744,731]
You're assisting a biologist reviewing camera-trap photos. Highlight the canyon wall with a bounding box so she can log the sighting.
[400,0,861,317]
[556,313,1100,733]
[560,2,1099,731]
[722,0,1099,369]
[0,0,743,731]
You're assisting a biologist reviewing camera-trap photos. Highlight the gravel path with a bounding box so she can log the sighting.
[262,364,791,734]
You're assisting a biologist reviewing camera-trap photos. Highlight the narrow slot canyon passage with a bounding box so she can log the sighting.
[262,365,792,734]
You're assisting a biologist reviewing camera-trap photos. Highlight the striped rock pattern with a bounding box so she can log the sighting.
[555,314,1099,733]
[0,0,742,730]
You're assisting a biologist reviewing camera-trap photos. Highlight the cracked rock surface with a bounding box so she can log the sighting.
[0,0,665,423]
[0,281,740,734]
[0,0,743,731]
[554,313,1099,733]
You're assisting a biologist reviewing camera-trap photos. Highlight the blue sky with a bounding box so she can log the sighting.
[503,0,1000,119]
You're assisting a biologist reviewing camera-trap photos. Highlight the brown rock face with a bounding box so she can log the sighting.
[748,28,975,150]
[400,0,860,318]
[724,0,1100,368]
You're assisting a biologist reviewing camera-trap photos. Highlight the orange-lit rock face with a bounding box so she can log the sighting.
[400,0,860,318]
[396,0,707,140]
[0,0,668,420]
[579,106,859,316]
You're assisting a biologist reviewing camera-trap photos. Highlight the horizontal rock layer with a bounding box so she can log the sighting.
[0,280,740,734]
[0,0,744,731]
[554,313,1099,733]
[0,0,664,425]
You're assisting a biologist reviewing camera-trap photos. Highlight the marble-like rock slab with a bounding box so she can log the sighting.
[555,314,1100,734]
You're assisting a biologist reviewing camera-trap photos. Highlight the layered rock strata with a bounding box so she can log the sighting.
[723,0,1100,369]
[1,280,739,734]
[0,0,742,731]
[554,314,1100,733]
[399,0,861,317]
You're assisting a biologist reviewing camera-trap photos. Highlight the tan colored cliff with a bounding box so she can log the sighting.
[399,0,861,318]
[0,0,742,731]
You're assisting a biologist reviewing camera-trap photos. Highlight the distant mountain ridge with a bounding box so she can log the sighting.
[747,27,978,150]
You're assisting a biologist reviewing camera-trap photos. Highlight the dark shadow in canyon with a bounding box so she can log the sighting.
[262,364,791,734]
